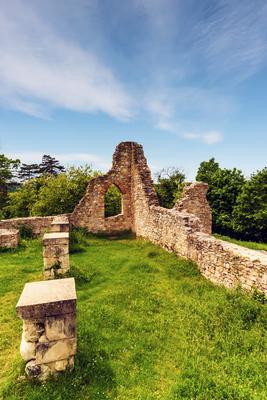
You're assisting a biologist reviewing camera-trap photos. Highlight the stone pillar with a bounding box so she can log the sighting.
[16,278,77,381]
[43,232,70,279]
[51,215,69,233]
[0,228,20,248]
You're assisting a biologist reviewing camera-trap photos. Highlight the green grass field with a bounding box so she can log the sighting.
[214,234,267,251]
[0,233,266,400]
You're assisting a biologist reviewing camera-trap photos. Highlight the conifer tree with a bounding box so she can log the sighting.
[38,155,65,175]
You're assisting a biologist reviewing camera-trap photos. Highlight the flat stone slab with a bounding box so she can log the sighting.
[16,278,76,319]
[43,232,69,240]
[0,228,19,235]
[51,216,69,225]
[43,232,69,245]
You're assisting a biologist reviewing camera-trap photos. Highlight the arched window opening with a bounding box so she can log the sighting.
[104,184,122,217]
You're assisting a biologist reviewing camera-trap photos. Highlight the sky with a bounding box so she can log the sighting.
[0,0,267,180]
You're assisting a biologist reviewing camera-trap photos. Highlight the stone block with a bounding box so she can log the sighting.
[16,278,77,381]
[51,215,69,233]
[36,338,77,364]
[42,232,70,279]
[16,278,76,319]
[0,228,20,248]
[45,314,76,341]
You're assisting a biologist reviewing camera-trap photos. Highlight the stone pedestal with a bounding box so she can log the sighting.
[51,215,69,233]
[16,278,77,381]
[43,232,69,279]
[0,228,20,248]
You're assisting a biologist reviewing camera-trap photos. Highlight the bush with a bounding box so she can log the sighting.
[19,224,34,239]
[69,228,90,253]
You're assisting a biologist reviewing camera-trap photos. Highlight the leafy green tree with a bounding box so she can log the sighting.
[154,168,186,208]
[31,165,97,216]
[3,176,48,218]
[38,155,65,175]
[196,159,245,235]
[195,158,220,186]
[3,165,98,218]
[104,184,122,217]
[0,154,20,208]
[233,167,267,242]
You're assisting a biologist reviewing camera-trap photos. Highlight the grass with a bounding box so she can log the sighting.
[214,234,267,251]
[0,233,266,400]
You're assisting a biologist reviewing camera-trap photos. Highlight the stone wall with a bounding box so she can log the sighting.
[71,141,267,294]
[0,214,71,237]
[0,216,54,237]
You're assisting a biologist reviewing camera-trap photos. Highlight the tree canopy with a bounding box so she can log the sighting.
[0,154,20,210]
[154,168,186,209]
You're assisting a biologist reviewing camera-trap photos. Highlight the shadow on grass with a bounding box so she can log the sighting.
[67,265,104,289]
[2,331,116,400]
[94,230,135,241]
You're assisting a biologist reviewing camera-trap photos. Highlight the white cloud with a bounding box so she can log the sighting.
[0,1,133,120]
[6,152,110,171]
[183,131,223,144]
[193,0,267,80]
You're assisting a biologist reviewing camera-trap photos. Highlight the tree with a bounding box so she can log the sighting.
[154,167,186,208]
[3,177,45,218]
[0,154,20,208]
[3,165,98,218]
[196,159,245,235]
[232,167,267,242]
[104,185,122,217]
[18,163,40,181]
[195,158,220,186]
[38,155,65,175]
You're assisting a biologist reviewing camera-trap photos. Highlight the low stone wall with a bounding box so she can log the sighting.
[0,214,71,237]
[0,228,20,248]
[188,233,267,293]
[16,278,77,381]
[0,216,54,237]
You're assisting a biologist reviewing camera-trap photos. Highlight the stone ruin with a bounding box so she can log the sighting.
[71,142,266,294]
[16,278,76,381]
[0,141,265,293]
[43,232,70,279]
[0,228,20,248]
[6,141,267,380]
[43,216,70,280]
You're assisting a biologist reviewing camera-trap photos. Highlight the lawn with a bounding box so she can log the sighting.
[214,234,267,252]
[0,233,266,400]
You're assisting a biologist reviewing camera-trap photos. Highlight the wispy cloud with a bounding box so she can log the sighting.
[183,131,223,144]
[193,0,267,80]
[0,1,133,120]
[1,0,267,146]
[6,152,110,171]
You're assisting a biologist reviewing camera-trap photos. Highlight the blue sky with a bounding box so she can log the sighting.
[0,0,266,179]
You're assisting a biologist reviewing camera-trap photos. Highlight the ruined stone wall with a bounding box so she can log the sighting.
[71,141,263,294]
[0,215,69,237]
[1,141,265,294]
[175,182,212,234]
[71,142,140,233]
